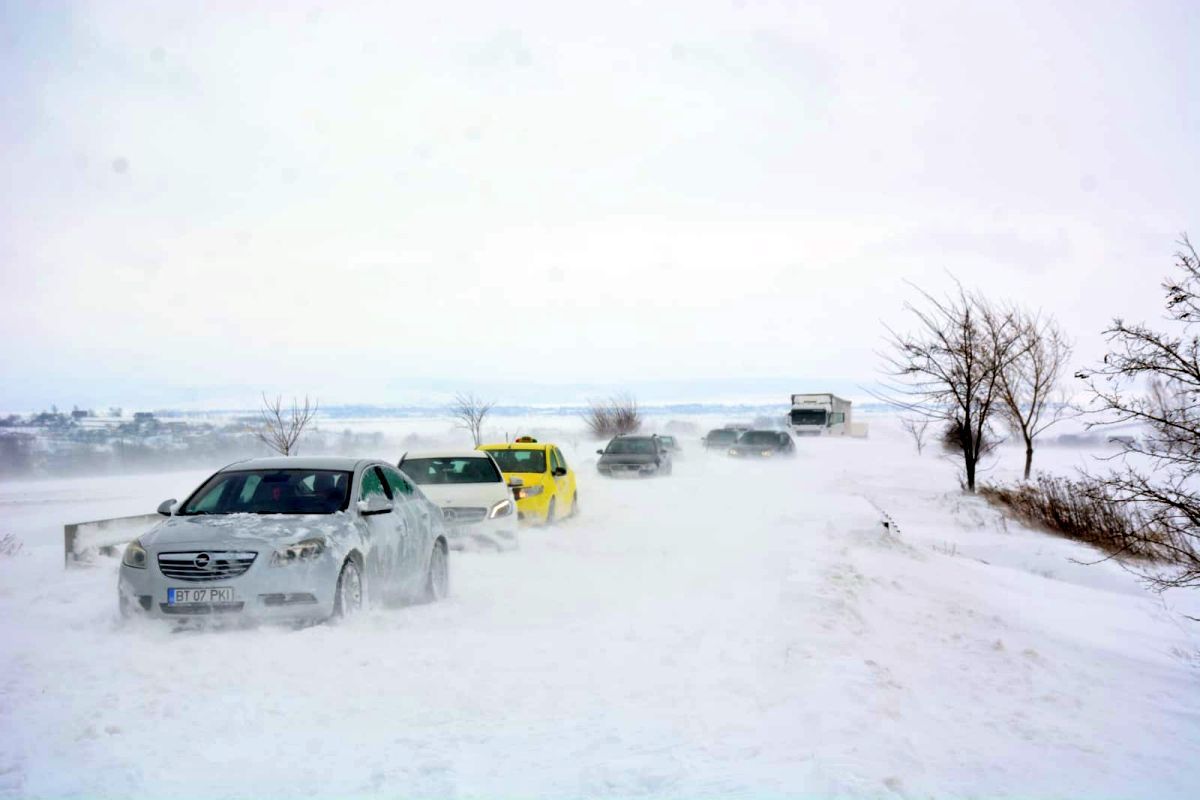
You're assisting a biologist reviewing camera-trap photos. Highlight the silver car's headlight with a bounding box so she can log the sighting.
[489,499,514,519]
[271,537,326,566]
[122,539,147,569]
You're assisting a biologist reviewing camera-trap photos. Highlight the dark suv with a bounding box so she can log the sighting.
[596,435,673,477]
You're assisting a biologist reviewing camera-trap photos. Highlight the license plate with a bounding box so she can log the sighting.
[168,587,235,604]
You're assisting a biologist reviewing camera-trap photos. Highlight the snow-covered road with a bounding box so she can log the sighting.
[2,433,1199,798]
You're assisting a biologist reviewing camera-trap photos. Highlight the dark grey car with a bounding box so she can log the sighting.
[596,435,673,477]
[728,430,796,458]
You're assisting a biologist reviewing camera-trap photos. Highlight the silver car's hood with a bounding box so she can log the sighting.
[141,512,357,548]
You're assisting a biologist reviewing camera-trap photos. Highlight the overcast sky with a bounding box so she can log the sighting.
[1,0,1196,410]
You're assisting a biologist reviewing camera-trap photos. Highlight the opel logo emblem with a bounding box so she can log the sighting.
[194,553,211,569]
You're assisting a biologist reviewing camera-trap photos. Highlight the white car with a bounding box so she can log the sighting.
[399,451,518,550]
[117,457,449,624]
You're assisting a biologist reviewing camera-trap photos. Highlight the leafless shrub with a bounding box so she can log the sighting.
[875,283,1028,492]
[583,393,642,438]
[900,416,931,454]
[979,475,1187,566]
[999,310,1072,479]
[451,392,494,446]
[0,533,21,558]
[939,417,998,457]
[1075,234,1200,589]
[256,394,318,456]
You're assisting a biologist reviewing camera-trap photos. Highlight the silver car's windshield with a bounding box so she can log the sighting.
[180,469,352,515]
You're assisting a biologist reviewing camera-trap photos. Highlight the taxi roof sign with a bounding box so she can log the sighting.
[514,436,538,443]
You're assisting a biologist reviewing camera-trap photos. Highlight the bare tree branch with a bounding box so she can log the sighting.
[998,308,1073,479]
[900,415,931,454]
[873,281,1027,492]
[256,394,318,456]
[1077,234,1200,590]
[451,393,495,446]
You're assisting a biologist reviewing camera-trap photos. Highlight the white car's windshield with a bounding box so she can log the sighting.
[402,457,501,485]
[180,469,352,515]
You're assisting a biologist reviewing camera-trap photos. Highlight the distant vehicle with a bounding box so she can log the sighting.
[724,424,751,433]
[657,434,681,454]
[790,393,853,436]
[118,457,449,623]
[478,438,578,524]
[728,429,796,458]
[596,434,673,477]
[399,451,518,551]
[703,428,741,450]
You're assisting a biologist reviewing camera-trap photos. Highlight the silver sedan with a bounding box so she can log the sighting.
[118,456,449,623]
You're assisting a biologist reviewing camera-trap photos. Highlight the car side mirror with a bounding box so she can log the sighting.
[157,498,177,516]
[357,495,393,516]
[507,477,524,488]
[553,466,567,476]
[596,449,604,455]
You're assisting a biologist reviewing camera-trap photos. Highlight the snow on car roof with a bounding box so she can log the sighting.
[403,450,495,460]
[219,456,375,472]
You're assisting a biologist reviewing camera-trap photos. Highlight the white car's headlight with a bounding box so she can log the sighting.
[271,537,326,566]
[122,539,147,569]
[489,499,514,519]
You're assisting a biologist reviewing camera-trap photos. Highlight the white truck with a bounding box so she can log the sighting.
[789,393,854,436]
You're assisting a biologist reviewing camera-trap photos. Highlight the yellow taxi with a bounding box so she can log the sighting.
[477,437,578,524]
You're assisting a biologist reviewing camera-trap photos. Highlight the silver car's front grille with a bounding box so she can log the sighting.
[157,551,257,582]
[442,507,487,525]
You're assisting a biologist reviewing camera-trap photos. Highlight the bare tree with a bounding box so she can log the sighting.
[998,310,1073,479]
[583,393,642,438]
[451,392,494,446]
[876,283,1026,492]
[256,394,318,456]
[900,415,931,454]
[1077,235,1200,589]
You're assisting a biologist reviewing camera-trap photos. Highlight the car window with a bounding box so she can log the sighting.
[485,448,546,473]
[382,466,414,500]
[180,469,351,515]
[401,457,502,485]
[556,447,569,469]
[360,466,390,501]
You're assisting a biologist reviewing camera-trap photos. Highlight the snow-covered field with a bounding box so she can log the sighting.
[1,417,1198,798]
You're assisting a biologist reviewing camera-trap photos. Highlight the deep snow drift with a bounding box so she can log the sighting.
[1,418,1198,798]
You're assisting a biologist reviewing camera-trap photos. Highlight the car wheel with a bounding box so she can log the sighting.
[423,540,449,602]
[333,558,363,619]
[545,497,557,526]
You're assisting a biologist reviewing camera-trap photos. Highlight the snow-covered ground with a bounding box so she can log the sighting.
[1,417,1198,798]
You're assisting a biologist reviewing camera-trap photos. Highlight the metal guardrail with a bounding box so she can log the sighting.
[63,513,162,567]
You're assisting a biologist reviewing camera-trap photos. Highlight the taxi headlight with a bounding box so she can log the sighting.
[271,537,326,566]
[489,499,514,519]
[122,539,147,569]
